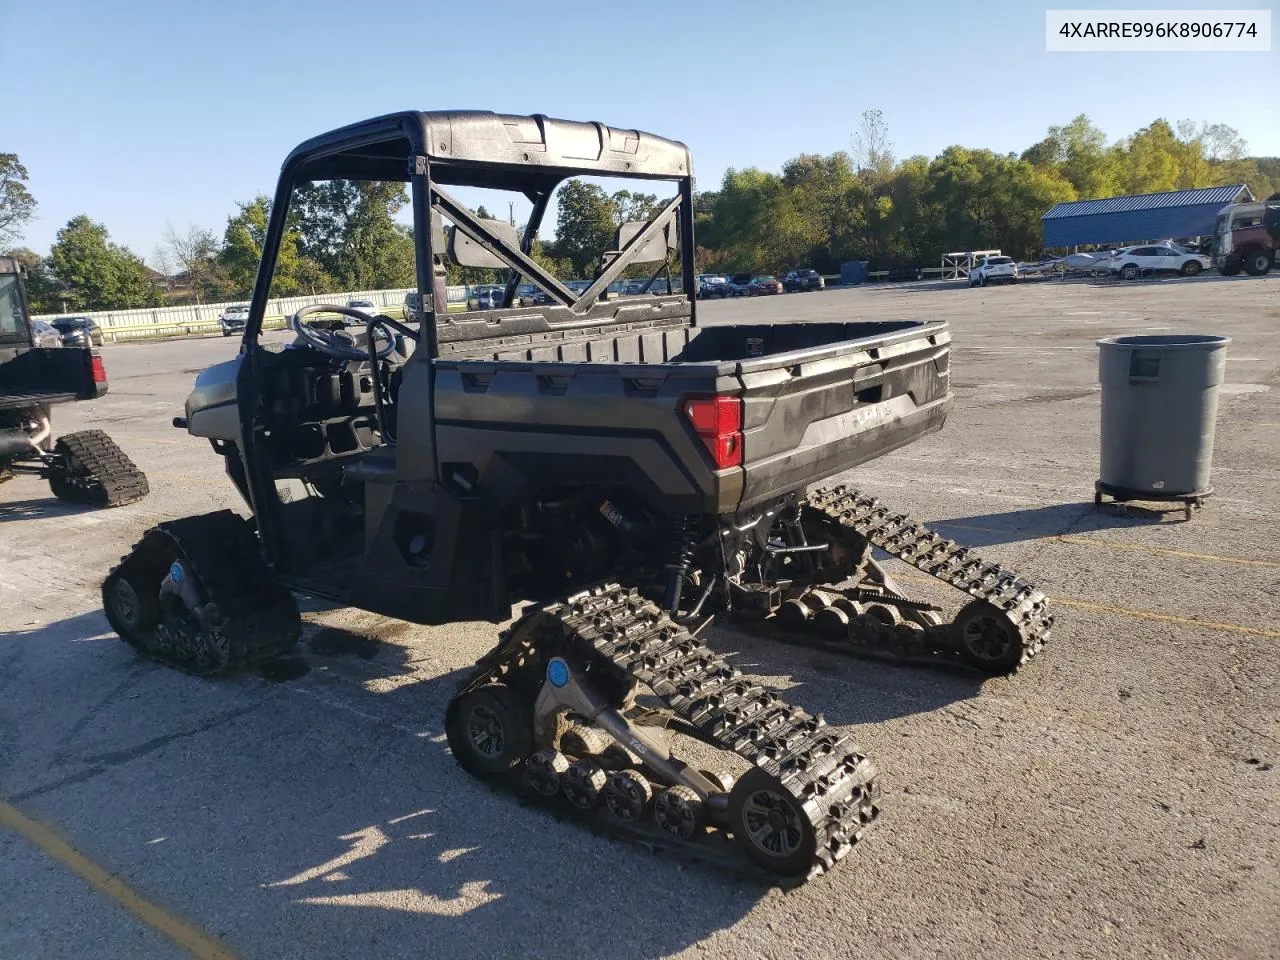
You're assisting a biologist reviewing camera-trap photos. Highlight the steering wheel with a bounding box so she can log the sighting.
[288,304,397,361]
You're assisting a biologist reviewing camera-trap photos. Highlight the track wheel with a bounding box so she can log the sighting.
[560,723,611,758]
[525,748,568,798]
[653,785,706,840]
[954,600,1025,673]
[103,568,162,645]
[894,622,927,657]
[445,684,532,777]
[562,758,606,810]
[603,769,652,821]
[728,767,818,876]
[776,598,812,629]
[814,603,855,641]
[865,602,902,627]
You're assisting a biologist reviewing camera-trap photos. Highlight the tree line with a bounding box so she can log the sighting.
[694,112,1279,275]
[3,112,1277,313]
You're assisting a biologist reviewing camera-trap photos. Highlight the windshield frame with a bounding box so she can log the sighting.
[0,273,30,343]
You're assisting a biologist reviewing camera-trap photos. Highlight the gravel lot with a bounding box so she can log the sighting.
[2,273,1278,960]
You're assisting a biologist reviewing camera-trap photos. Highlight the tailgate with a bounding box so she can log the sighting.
[734,320,952,510]
[0,346,103,409]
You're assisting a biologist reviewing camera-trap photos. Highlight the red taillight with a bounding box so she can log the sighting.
[684,395,743,469]
[91,355,106,383]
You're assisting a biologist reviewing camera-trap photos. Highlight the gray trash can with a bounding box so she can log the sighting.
[1095,334,1229,518]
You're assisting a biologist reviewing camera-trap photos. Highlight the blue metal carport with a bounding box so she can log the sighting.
[1041,185,1253,248]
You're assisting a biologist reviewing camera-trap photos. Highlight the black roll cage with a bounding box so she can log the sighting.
[241,111,698,354]
[234,112,698,569]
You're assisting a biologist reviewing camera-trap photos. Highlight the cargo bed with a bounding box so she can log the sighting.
[431,318,952,513]
[0,347,103,411]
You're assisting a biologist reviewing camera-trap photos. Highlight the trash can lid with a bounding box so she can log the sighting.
[1096,334,1231,349]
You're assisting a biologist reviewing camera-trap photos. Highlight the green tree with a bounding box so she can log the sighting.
[220,195,272,295]
[782,152,859,267]
[1022,115,1119,199]
[48,215,158,309]
[886,156,939,264]
[3,247,62,313]
[0,154,37,244]
[292,180,414,290]
[1122,120,1183,194]
[219,194,331,296]
[552,180,619,277]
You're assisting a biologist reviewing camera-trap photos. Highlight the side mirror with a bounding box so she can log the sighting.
[614,219,677,264]
[448,219,521,269]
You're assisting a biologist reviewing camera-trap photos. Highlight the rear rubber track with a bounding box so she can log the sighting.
[102,510,300,675]
[452,583,879,886]
[783,486,1053,673]
[50,429,149,507]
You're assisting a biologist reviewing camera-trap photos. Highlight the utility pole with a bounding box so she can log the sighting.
[509,201,515,227]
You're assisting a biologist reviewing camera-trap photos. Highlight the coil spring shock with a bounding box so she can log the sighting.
[662,514,699,615]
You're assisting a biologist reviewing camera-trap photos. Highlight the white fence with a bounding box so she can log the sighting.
[31,286,472,343]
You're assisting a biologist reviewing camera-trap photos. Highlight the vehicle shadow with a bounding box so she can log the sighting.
[5,608,766,960]
[706,623,984,727]
[0,496,97,523]
[930,500,1169,549]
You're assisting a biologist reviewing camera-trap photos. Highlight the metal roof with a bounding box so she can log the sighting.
[1042,184,1252,220]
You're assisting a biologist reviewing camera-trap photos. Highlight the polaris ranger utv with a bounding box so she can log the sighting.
[0,256,148,507]
[103,111,1052,884]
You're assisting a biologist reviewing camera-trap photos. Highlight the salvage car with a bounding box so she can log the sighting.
[1110,245,1211,280]
[783,268,825,292]
[218,305,251,337]
[51,316,105,347]
[748,275,784,295]
[968,256,1018,287]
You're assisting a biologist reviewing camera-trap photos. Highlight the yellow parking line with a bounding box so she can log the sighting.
[889,572,1279,639]
[0,800,237,960]
[938,521,1277,568]
[1055,535,1280,568]
[1050,598,1280,639]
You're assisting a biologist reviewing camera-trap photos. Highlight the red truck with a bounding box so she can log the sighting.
[1213,196,1280,276]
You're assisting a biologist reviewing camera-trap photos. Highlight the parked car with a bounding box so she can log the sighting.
[468,286,507,310]
[404,291,424,320]
[31,319,62,348]
[1109,245,1211,280]
[647,276,681,294]
[696,274,729,298]
[51,316,104,347]
[968,256,1018,287]
[516,283,550,305]
[346,298,379,316]
[748,275,784,296]
[783,268,825,292]
[218,305,250,337]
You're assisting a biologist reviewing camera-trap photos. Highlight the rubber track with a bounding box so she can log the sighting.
[803,486,1054,669]
[458,583,879,884]
[103,510,300,675]
[52,430,149,507]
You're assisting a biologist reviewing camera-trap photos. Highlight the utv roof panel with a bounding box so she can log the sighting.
[285,111,693,187]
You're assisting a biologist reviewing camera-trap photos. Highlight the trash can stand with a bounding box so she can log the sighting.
[1094,333,1230,520]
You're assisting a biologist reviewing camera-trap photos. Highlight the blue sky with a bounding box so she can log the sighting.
[6,0,1277,262]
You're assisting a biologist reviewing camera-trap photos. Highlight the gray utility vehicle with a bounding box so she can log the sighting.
[0,257,148,507]
[102,111,1052,885]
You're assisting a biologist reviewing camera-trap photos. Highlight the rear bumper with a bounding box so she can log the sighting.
[739,392,953,511]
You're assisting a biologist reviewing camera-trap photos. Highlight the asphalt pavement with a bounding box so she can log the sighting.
[2,274,1277,960]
